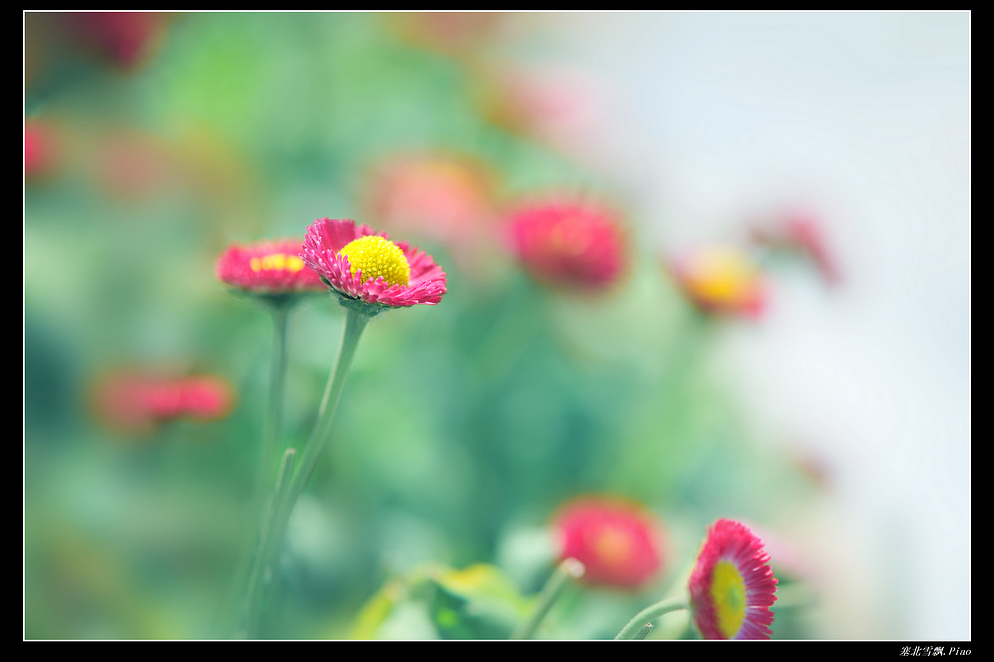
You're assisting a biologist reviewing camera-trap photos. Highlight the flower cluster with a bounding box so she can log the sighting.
[668,246,766,318]
[92,371,235,436]
[216,238,326,295]
[300,218,447,309]
[508,201,627,292]
[688,519,778,639]
[553,496,665,589]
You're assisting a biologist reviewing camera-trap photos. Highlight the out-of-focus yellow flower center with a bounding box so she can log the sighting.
[250,253,305,273]
[339,235,410,286]
[593,526,632,567]
[710,560,747,638]
[687,248,759,305]
[548,217,593,256]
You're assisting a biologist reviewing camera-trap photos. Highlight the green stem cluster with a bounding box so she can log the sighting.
[259,305,289,492]
[236,306,373,638]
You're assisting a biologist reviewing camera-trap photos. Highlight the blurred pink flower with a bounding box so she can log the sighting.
[301,218,447,308]
[390,12,501,58]
[751,213,841,285]
[362,155,496,260]
[668,246,767,318]
[92,130,178,200]
[25,121,59,180]
[65,12,169,68]
[508,200,627,292]
[216,238,325,295]
[92,371,235,436]
[688,519,778,640]
[476,65,611,165]
[553,496,665,589]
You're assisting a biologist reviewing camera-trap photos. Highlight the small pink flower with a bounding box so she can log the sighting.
[92,371,235,436]
[751,213,841,285]
[508,201,627,292]
[362,155,494,246]
[688,519,778,640]
[481,65,612,164]
[300,218,447,308]
[66,12,168,68]
[668,246,767,318]
[25,121,59,179]
[216,239,325,295]
[553,496,665,589]
[93,130,176,200]
[178,376,237,421]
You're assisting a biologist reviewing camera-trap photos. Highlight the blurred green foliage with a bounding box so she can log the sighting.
[25,12,816,639]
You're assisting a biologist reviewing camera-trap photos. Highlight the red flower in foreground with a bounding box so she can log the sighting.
[93,371,235,435]
[668,246,766,318]
[688,519,778,639]
[300,218,447,308]
[508,201,627,292]
[216,239,325,295]
[554,497,664,589]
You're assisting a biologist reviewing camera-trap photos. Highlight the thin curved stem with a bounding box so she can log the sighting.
[236,448,296,639]
[288,307,370,506]
[511,558,585,640]
[237,308,371,638]
[614,595,689,640]
[258,305,289,495]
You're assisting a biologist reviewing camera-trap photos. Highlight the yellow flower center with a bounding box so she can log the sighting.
[688,248,758,305]
[250,253,305,273]
[339,235,410,286]
[593,526,632,567]
[710,560,747,638]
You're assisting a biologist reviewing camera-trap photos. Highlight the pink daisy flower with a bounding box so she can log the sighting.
[300,218,447,309]
[508,201,627,292]
[668,246,767,318]
[216,238,325,295]
[688,519,778,640]
[553,496,665,589]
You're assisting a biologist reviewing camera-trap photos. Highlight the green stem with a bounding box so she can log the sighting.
[259,305,289,494]
[238,308,371,638]
[511,558,585,640]
[236,448,296,639]
[633,622,654,640]
[288,307,370,506]
[614,595,689,640]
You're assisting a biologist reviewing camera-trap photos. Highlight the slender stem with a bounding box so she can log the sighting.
[633,622,654,640]
[259,305,289,494]
[236,448,296,639]
[511,558,585,640]
[288,307,370,506]
[614,595,689,640]
[237,308,371,638]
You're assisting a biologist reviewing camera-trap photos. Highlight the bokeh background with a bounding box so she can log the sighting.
[24,12,970,640]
